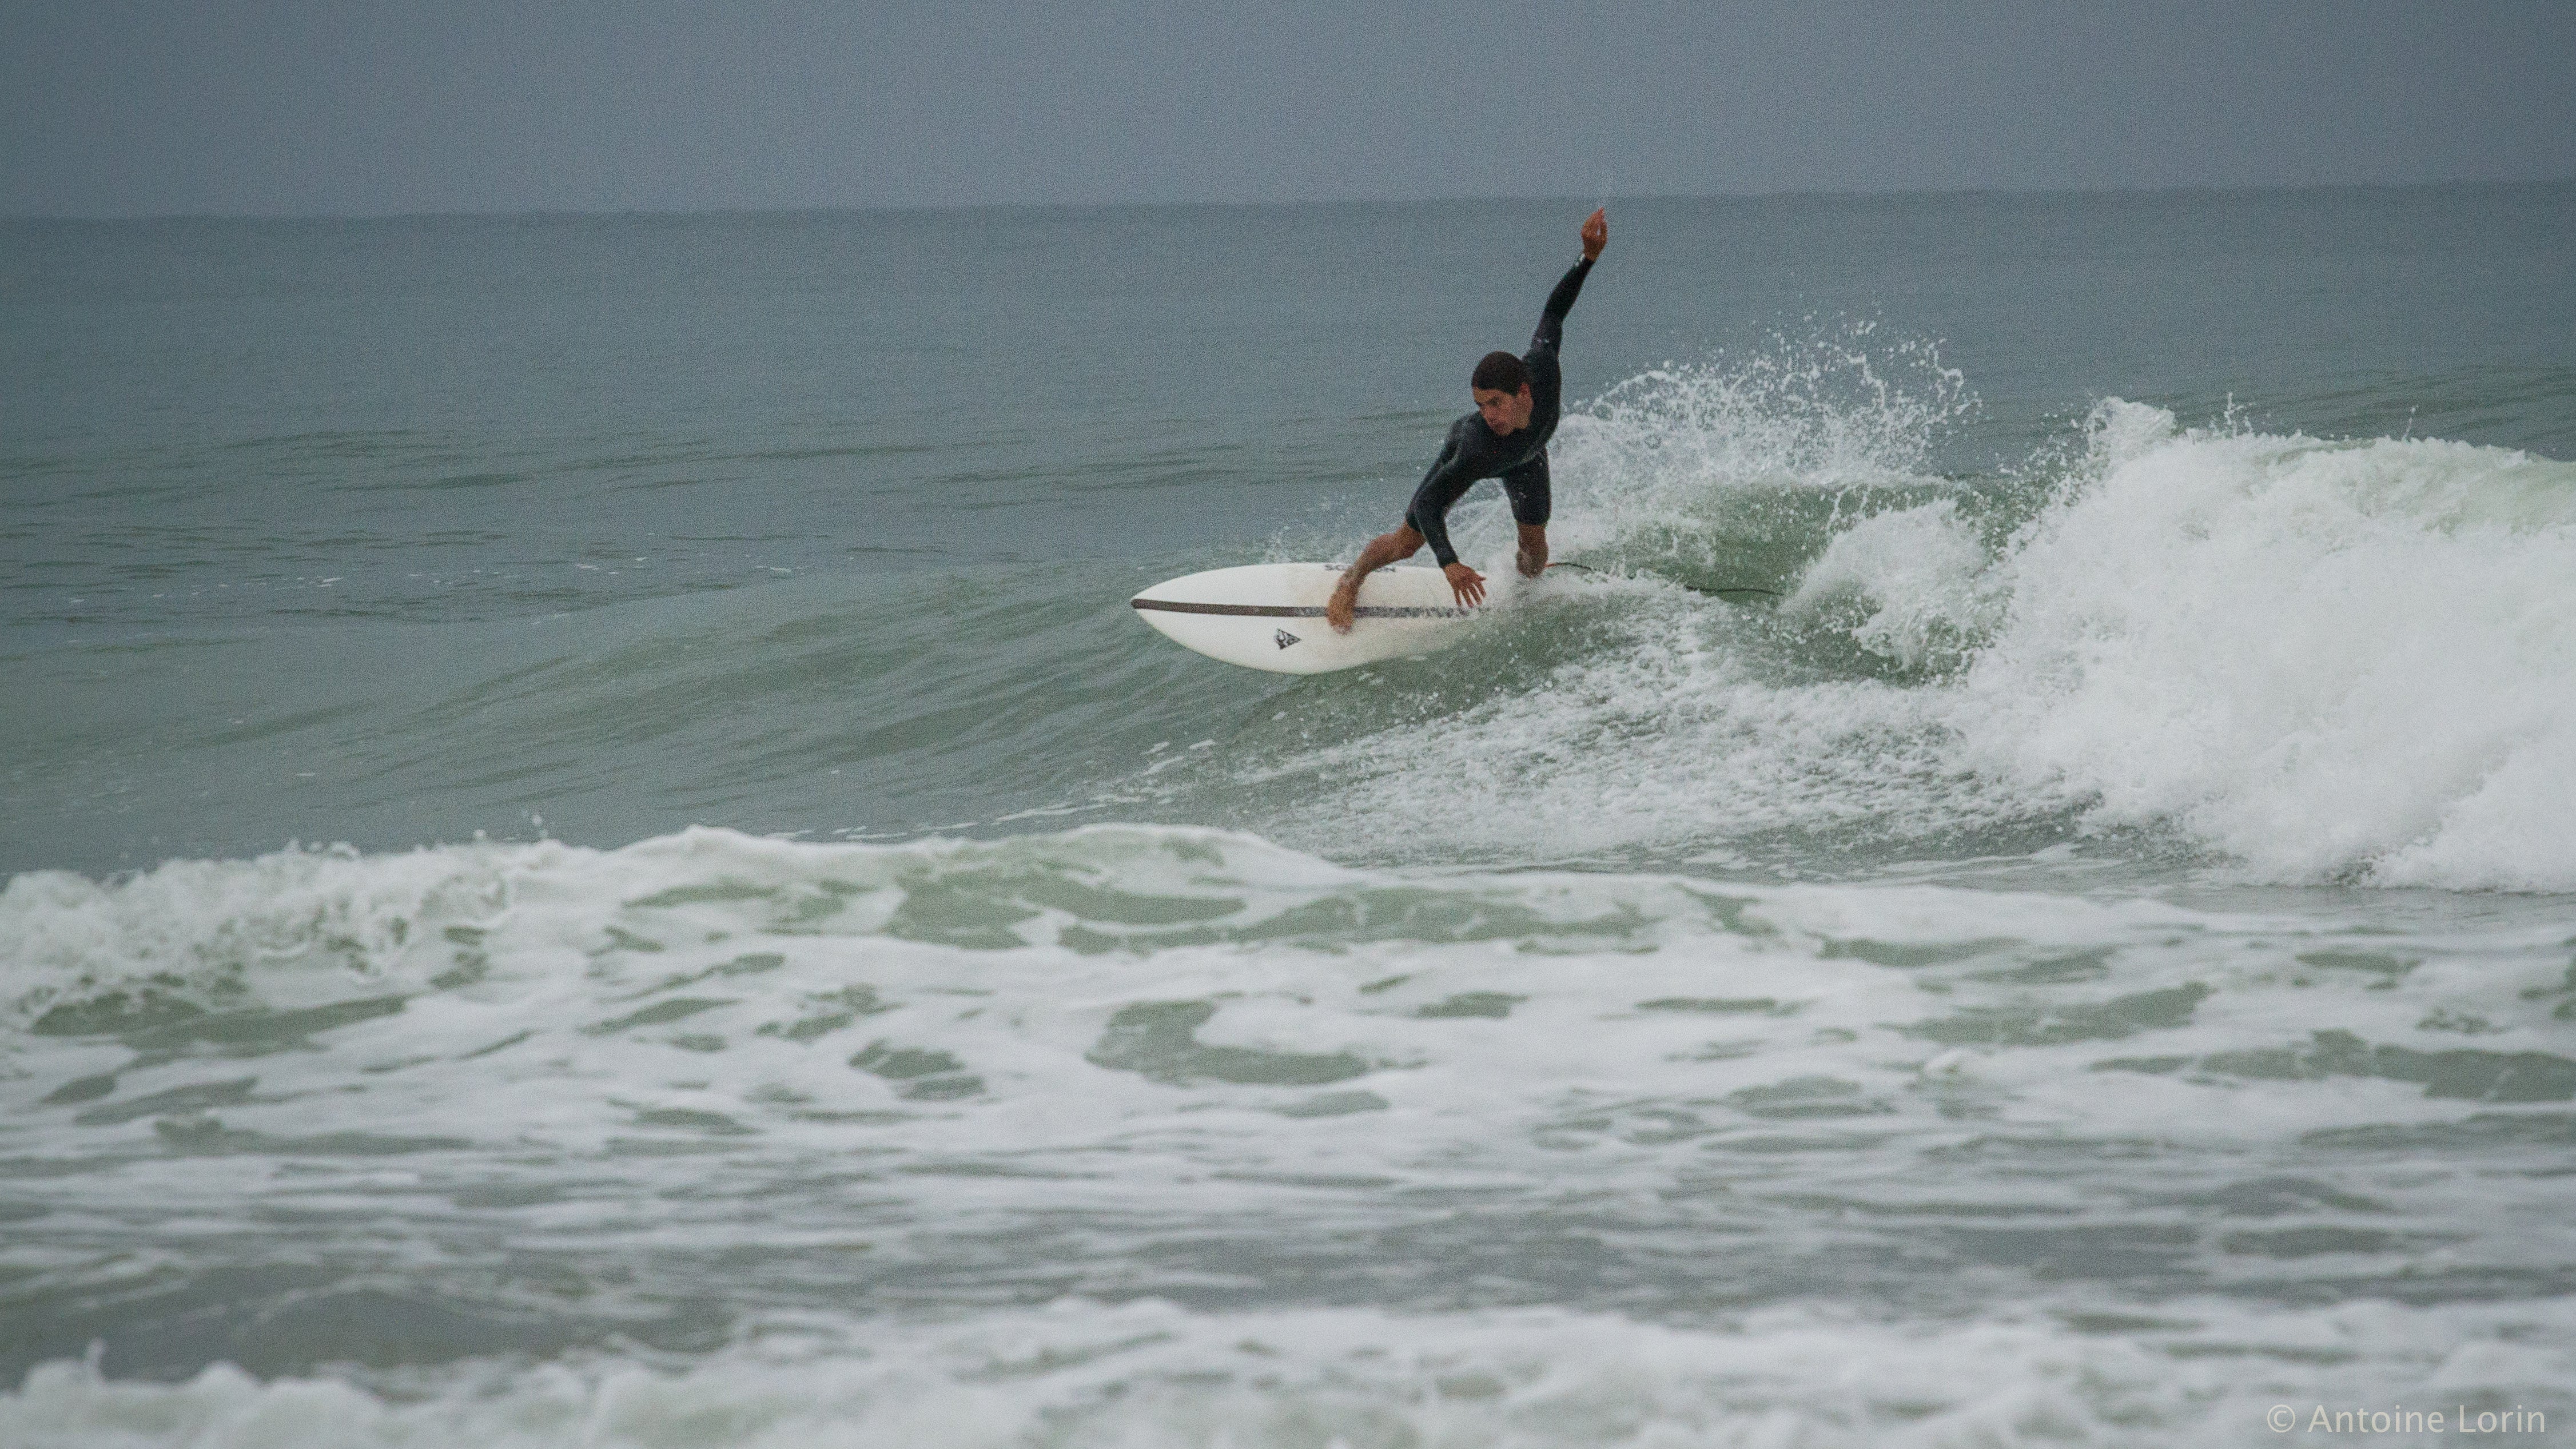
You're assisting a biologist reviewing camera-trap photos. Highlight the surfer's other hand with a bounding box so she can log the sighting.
[1580,208,1607,261]
[1444,563,1487,609]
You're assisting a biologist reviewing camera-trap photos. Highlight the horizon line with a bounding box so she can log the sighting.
[7,174,2572,225]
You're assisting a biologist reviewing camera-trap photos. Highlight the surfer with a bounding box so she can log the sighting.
[1327,207,1608,632]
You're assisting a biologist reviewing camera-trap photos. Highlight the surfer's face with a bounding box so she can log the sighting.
[1474,384,1534,435]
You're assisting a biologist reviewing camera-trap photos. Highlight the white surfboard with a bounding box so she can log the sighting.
[1130,563,1480,675]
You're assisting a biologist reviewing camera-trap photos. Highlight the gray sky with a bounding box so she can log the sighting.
[6,0,2571,216]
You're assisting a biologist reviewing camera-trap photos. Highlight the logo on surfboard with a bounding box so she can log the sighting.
[1273,629,1301,650]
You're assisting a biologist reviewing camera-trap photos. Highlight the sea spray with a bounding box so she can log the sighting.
[1211,368,2576,889]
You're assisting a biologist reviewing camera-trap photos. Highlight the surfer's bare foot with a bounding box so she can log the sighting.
[1331,525,1427,632]
[1515,524,1548,578]
[1326,579,1359,633]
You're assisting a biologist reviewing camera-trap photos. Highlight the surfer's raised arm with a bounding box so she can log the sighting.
[1326,207,1607,631]
[1530,208,1608,356]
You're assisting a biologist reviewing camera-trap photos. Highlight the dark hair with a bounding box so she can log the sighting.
[1471,351,1530,393]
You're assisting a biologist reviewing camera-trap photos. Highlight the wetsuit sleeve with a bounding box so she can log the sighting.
[1406,422,1482,568]
[1528,257,1595,358]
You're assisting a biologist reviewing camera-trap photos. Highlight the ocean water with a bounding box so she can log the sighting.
[3,186,2573,1446]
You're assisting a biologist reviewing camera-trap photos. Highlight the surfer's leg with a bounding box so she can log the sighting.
[1502,455,1552,577]
[1515,523,1548,577]
[1328,525,1424,633]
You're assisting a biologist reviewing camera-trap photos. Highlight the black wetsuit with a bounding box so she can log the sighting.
[1404,256,1595,567]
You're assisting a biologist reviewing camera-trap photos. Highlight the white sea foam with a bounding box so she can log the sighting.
[1961,402,2576,890]
[6,826,2569,1216]
[1790,499,2000,671]
[6,828,2573,1445]
[7,1295,2570,1449]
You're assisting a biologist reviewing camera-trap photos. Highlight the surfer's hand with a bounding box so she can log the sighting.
[1444,562,1487,609]
[1580,208,1607,261]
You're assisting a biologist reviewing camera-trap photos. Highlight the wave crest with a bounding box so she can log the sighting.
[1225,366,2576,890]
[1964,401,2576,889]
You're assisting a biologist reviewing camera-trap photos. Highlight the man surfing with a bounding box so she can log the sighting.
[1327,206,1608,632]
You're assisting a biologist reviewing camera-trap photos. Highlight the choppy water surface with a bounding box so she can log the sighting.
[4,188,2573,1445]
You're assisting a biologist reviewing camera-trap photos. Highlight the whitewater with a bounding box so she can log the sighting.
[6,825,2573,1445]
[5,190,2573,1446]
[1215,372,2576,892]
